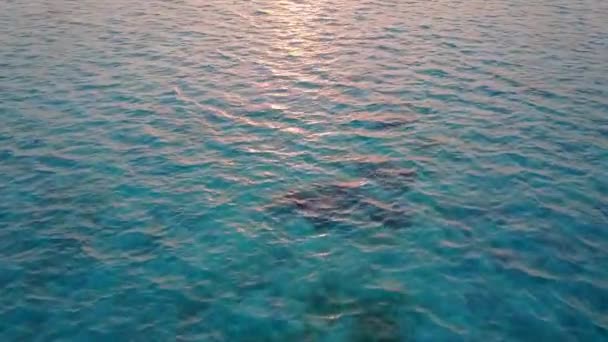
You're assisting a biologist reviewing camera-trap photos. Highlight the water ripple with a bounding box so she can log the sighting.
[1,0,608,340]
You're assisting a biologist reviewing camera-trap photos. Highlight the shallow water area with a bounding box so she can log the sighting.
[1,0,608,340]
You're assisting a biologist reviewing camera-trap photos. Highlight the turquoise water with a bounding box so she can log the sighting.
[1,0,608,340]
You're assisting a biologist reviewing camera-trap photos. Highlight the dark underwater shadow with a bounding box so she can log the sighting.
[296,272,418,341]
[266,180,412,233]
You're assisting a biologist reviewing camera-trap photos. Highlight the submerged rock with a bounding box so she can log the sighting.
[360,167,416,190]
[269,181,363,229]
[333,157,417,190]
[266,157,417,231]
[300,274,412,341]
[345,112,417,131]
[268,180,411,231]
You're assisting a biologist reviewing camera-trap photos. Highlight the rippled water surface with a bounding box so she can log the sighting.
[2,0,608,340]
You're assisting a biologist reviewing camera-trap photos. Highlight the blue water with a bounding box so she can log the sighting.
[1,0,608,340]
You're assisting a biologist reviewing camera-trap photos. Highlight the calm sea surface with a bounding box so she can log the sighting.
[1,0,608,340]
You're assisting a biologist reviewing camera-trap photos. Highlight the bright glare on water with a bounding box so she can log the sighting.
[1,0,608,340]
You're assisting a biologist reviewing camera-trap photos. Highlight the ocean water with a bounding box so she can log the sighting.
[1,0,608,340]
